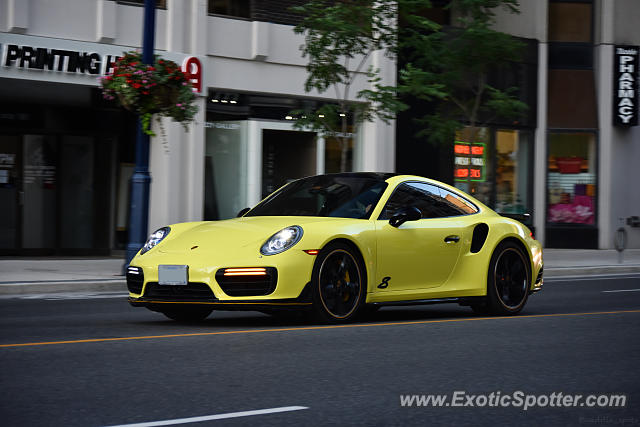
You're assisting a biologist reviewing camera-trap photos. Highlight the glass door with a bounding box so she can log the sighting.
[0,136,20,249]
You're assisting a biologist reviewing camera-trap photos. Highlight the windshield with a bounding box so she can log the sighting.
[245,175,389,219]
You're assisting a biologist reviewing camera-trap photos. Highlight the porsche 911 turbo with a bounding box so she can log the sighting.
[127,173,543,322]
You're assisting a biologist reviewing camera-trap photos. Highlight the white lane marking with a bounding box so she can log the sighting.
[602,289,640,293]
[104,406,309,427]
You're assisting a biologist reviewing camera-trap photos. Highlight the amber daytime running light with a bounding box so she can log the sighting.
[223,268,267,276]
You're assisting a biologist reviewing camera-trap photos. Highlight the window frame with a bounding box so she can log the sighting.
[116,0,167,10]
[377,180,480,221]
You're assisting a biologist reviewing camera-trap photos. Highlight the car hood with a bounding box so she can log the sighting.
[156,216,338,255]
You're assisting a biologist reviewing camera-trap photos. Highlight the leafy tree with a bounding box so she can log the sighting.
[291,0,406,172]
[292,0,528,171]
[400,0,528,144]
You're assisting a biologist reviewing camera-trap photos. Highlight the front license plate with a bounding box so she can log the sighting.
[158,265,188,285]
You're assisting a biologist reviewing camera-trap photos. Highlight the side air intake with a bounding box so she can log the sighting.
[471,223,489,253]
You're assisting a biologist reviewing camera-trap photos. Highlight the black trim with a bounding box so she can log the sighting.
[129,282,313,311]
[370,297,462,307]
[470,223,489,253]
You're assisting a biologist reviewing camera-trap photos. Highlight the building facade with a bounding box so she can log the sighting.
[0,0,395,255]
[397,0,640,249]
[1,0,639,255]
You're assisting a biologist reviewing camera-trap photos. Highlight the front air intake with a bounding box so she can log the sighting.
[126,266,144,294]
[215,267,278,297]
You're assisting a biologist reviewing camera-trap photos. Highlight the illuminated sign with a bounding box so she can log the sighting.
[454,142,486,182]
[613,45,639,126]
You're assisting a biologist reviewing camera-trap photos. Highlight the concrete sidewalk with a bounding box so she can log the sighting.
[1,249,639,296]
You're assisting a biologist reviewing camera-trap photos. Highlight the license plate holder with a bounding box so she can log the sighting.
[158,265,188,286]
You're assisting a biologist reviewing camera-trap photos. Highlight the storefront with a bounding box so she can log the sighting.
[203,92,360,220]
[0,33,194,255]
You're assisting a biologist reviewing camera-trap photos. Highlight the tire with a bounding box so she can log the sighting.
[482,241,531,315]
[161,306,213,321]
[310,242,367,323]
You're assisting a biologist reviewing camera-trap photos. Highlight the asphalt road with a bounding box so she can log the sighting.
[1,275,639,427]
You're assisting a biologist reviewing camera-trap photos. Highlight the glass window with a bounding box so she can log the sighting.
[246,175,388,219]
[325,133,354,173]
[204,121,248,220]
[208,0,250,18]
[547,132,596,225]
[453,126,493,205]
[548,2,592,43]
[379,182,477,220]
[495,130,532,216]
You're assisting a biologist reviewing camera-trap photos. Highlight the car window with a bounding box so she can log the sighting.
[245,175,388,219]
[379,182,478,220]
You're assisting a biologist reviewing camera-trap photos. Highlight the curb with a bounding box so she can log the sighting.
[544,266,640,278]
[0,280,127,296]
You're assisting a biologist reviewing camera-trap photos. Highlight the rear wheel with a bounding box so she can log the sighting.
[311,243,367,323]
[161,306,213,322]
[476,241,530,316]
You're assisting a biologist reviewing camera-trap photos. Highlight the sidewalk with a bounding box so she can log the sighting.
[1,249,639,296]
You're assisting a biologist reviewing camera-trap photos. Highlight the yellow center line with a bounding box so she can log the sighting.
[2,309,639,349]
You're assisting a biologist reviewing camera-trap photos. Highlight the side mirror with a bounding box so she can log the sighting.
[389,206,422,228]
[237,207,251,217]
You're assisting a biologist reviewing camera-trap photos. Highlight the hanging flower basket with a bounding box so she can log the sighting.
[100,51,198,136]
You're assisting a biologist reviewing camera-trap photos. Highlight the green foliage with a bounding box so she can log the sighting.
[291,0,528,158]
[291,0,407,171]
[399,0,527,144]
[100,51,198,136]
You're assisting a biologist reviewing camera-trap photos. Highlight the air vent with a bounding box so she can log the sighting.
[470,223,489,253]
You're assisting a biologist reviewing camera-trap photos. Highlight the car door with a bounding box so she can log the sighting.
[374,182,476,292]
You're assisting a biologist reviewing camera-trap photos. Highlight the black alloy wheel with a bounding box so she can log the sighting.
[311,243,366,323]
[474,241,530,315]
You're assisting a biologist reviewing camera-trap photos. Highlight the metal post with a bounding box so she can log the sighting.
[125,0,156,268]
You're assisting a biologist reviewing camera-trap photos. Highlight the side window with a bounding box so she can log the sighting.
[379,182,478,220]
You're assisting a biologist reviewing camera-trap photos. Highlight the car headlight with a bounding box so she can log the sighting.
[260,226,303,256]
[140,227,171,255]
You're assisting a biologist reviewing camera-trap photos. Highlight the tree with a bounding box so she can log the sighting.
[292,0,528,172]
[399,0,528,145]
[291,0,406,172]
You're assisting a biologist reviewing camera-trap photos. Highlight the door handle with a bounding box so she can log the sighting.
[444,235,460,243]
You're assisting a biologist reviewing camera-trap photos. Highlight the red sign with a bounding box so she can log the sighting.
[455,144,470,155]
[455,168,469,178]
[471,146,484,155]
[182,57,202,94]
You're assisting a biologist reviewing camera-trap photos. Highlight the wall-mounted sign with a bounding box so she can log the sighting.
[0,34,204,94]
[454,142,486,182]
[613,45,639,127]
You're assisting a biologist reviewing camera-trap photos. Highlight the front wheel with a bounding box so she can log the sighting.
[161,306,213,322]
[310,243,367,323]
[477,241,531,316]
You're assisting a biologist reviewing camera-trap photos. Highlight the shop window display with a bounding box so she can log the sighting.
[495,130,531,216]
[547,133,596,225]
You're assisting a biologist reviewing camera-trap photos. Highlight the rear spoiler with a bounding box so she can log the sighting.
[499,212,531,223]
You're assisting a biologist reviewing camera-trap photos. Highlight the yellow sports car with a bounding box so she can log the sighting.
[127,173,543,322]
